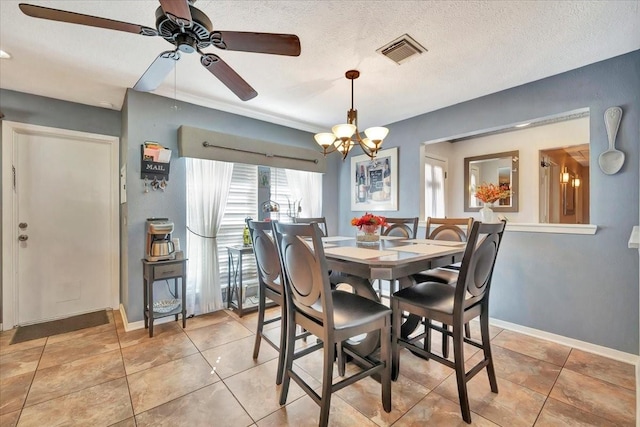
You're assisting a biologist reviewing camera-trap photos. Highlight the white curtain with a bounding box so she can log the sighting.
[285,169,323,217]
[185,158,234,315]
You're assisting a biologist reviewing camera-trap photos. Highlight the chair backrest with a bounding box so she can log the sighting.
[454,220,506,313]
[426,217,474,242]
[381,217,419,239]
[247,220,283,295]
[272,221,334,329]
[293,217,328,237]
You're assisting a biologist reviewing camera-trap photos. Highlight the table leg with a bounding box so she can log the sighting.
[148,275,154,338]
[237,254,243,316]
[227,251,232,309]
[182,275,187,328]
[143,276,149,329]
[396,276,421,338]
[174,277,179,322]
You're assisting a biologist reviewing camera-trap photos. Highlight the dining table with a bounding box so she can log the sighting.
[319,235,467,356]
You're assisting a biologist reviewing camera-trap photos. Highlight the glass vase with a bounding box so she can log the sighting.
[355,224,380,246]
[479,202,495,223]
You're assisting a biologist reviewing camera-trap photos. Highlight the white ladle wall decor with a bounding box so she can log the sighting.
[598,106,624,175]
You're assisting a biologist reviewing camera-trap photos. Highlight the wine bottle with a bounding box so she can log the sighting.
[358,167,367,202]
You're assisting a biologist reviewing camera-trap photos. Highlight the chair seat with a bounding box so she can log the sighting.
[413,268,458,285]
[393,282,455,315]
[332,290,391,330]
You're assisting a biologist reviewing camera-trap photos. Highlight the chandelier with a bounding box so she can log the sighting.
[314,70,389,160]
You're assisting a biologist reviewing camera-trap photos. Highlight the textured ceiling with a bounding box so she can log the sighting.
[1,1,639,133]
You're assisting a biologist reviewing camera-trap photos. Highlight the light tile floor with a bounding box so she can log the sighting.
[0,308,635,426]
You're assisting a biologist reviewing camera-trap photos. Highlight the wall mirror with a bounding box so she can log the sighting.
[539,144,589,224]
[464,150,519,212]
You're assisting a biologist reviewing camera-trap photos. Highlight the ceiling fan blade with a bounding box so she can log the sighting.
[134,51,180,92]
[200,54,257,101]
[19,3,158,36]
[159,0,193,28]
[211,31,301,56]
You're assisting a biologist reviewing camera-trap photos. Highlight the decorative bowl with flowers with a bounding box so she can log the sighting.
[474,183,511,205]
[351,213,388,245]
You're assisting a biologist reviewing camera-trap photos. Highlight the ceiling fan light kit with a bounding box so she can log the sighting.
[18,0,301,101]
[315,70,389,160]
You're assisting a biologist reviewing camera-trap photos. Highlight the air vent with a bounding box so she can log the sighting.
[377,34,427,65]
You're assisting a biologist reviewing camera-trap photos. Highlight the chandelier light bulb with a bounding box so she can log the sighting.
[364,126,389,143]
[362,138,377,149]
[337,140,354,153]
[314,132,337,147]
[332,123,356,140]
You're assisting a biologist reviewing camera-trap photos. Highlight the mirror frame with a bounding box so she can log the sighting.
[464,150,519,212]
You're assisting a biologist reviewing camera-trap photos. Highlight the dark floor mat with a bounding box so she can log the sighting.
[10,310,109,344]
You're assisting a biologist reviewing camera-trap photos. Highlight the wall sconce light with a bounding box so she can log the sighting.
[560,167,570,184]
[572,177,581,187]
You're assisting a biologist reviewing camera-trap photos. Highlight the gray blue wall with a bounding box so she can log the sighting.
[121,90,340,323]
[338,50,640,354]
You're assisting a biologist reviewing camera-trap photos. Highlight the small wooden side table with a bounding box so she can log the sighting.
[142,258,188,337]
[226,245,255,317]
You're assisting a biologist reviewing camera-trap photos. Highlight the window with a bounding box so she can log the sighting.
[424,155,447,218]
[216,166,320,300]
[269,168,294,222]
[217,164,259,298]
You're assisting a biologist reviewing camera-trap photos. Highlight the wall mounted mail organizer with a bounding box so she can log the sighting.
[141,142,172,191]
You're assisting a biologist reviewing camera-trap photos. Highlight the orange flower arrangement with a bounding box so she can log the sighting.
[351,212,388,231]
[474,183,511,204]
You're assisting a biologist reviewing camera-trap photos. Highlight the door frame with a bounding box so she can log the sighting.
[2,121,120,329]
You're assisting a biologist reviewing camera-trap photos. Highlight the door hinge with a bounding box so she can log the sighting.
[445,171,448,179]
[12,165,16,190]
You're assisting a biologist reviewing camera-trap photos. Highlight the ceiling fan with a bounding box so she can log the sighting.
[18,0,301,101]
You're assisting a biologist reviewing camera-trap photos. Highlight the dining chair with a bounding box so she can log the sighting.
[414,217,474,284]
[375,217,420,299]
[391,220,506,424]
[381,217,419,239]
[412,217,474,355]
[273,221,392,427]
[246,219,310,385]
[293,216,328,236]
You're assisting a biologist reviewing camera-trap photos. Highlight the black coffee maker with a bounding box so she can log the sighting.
[145,218,175,261]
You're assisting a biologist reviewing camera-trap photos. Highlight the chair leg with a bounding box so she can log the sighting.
[464,322,471,339]
[480,310,498,393]
[442,323,450,358]
[380,317,392,413]
[278,309,297,406]
[391,299,402,381]
[452,323,471,423]
[252,290,266,360]
[319,337,336,427]
[337,342,346,377]
[276,304,287,385]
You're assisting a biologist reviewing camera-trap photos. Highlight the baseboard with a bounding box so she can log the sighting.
[118,303,182,332]
[490,317,639,365]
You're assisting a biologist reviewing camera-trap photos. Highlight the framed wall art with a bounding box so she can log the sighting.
[350,147,398,211]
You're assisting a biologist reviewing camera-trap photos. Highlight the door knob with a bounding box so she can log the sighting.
[18,235,28,241]
[19,222,28,229]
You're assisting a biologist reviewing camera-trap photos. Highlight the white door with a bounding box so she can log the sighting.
[2,122,119,327]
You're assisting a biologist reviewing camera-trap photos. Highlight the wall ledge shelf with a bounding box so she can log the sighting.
[504,223,597,235]
[628,226,639,249]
